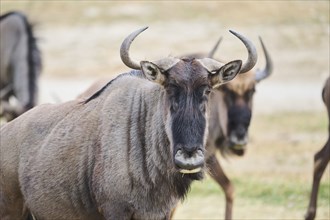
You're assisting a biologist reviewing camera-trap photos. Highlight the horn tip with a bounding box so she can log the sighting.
[229,30,237,35]
[229,30,242,38]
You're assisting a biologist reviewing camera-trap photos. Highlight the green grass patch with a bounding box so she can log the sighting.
[189,176,329,208]
[234,177,329,208]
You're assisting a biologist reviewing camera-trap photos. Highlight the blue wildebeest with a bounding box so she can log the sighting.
[0,27,257,220]
[182,36,273,219]
[305,77,330,220]
[0,11,42,122]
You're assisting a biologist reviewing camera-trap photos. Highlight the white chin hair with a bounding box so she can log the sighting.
[179,167,202,174]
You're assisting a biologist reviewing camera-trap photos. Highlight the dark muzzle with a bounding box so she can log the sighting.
[228,105,251,155]
[174,146,204,174]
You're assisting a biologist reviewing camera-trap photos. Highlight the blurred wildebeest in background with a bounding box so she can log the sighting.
[183,36,273,219]
[305,77,330,220]
[0,27,257,220]
[0,11,42,122]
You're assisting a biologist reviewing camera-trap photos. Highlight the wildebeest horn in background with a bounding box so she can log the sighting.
[255,36,273,82]
[207,36,222,58]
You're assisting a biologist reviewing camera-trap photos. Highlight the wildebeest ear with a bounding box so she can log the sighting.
[140,61,166,85]
[210,60,242,88]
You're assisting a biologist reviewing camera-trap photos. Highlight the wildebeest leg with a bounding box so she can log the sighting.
[207,155,233,220]
[11,24,31,110]
[305,138,330,220]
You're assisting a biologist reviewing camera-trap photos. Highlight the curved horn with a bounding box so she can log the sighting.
[255,36,273,82]
[120,26,148,70]
[229,30,258,74]
[207,37,222,58]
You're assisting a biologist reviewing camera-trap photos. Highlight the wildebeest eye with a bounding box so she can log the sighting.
[199,102,206,112]
[197,86,211,97]
[244,89,255,100]
[167,84,181,112]
[221,86,236,99]
[228,90,236,99]
[197,87,210,112]
[171,101,179,112]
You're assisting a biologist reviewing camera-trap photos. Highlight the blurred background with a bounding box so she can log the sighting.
[1,1,329,219]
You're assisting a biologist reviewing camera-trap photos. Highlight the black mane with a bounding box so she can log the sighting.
[0,11,18,20]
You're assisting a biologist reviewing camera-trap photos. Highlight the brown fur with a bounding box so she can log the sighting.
[224,72,256,96]
[305,77,330,220]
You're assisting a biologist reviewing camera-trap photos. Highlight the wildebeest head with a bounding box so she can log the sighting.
[120,27,257,175]
[211,37,273,155]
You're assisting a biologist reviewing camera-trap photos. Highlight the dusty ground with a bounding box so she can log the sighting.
[1,1,329,219]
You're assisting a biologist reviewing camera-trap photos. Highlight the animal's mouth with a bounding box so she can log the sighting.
[228,133,248,156]
[229,135,248,146]
[179,167,202,174]
[228,139,247,156]
[231,144,246,150]
[174,149,204,174]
